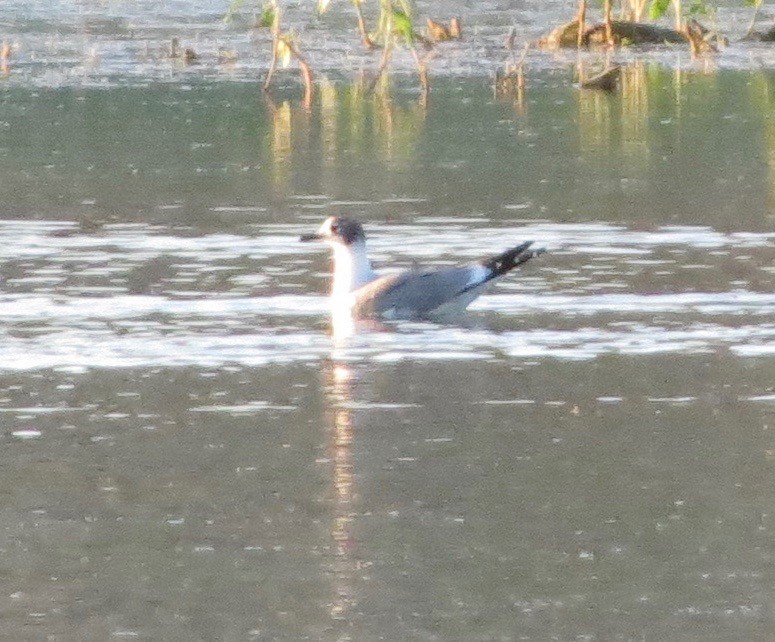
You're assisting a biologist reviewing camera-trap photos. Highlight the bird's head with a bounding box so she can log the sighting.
[300,216,366,247]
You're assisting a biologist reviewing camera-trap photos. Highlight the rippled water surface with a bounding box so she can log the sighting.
[1,30,775,642]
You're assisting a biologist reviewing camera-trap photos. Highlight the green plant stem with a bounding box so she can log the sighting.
[263,0,281,91]
[577,0,587,47]
[603,0,613,44]
[673,0,683,31]
[634,0,648,21]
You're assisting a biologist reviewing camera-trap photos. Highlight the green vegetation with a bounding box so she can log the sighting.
[225,0,461,106]
[213,1,775,107]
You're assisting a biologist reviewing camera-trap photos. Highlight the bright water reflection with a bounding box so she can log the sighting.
[0,67,774,639]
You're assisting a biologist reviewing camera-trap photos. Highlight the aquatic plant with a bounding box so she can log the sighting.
[370,2,430,100]
[228,0,433,105]
[495,31,528,102]
[647,0,717,32]
[316,0,419,51]
[648,0,683,30]
[248,0,315,108]
[318,0,376,49]
[317,0,430,99]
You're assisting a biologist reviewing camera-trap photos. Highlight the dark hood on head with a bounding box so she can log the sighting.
[331,217,366,245]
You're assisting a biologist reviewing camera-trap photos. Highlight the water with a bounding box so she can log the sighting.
[2,10,775,640]
[2,0,775,87]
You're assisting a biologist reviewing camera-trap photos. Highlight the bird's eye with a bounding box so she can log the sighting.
[330,222,339,233]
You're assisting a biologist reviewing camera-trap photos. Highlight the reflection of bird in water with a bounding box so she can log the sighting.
[322,359,360,623]
[301,216,544,322]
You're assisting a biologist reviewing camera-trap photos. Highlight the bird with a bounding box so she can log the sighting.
[300,216,544,321]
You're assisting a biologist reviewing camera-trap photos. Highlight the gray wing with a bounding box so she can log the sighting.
[352,267,479,319]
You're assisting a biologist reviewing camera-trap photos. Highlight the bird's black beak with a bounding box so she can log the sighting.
[299,232,324,242]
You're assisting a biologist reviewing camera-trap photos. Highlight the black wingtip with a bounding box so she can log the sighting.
[482,241,544,278]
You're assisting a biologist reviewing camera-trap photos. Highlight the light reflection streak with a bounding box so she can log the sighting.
[268,99,292,193]
[322,357,361,625]
[577,84,614,154]
[264,78,425,199]
[750,73,775,212]
[321,78,338,168]
[620,63,649,162]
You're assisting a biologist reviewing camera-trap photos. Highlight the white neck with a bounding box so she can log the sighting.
[331,240,376,297]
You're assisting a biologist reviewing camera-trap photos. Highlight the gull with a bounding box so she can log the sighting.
[300,216,544,320]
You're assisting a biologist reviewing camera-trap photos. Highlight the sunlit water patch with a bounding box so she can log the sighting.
[0,220,771,371]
